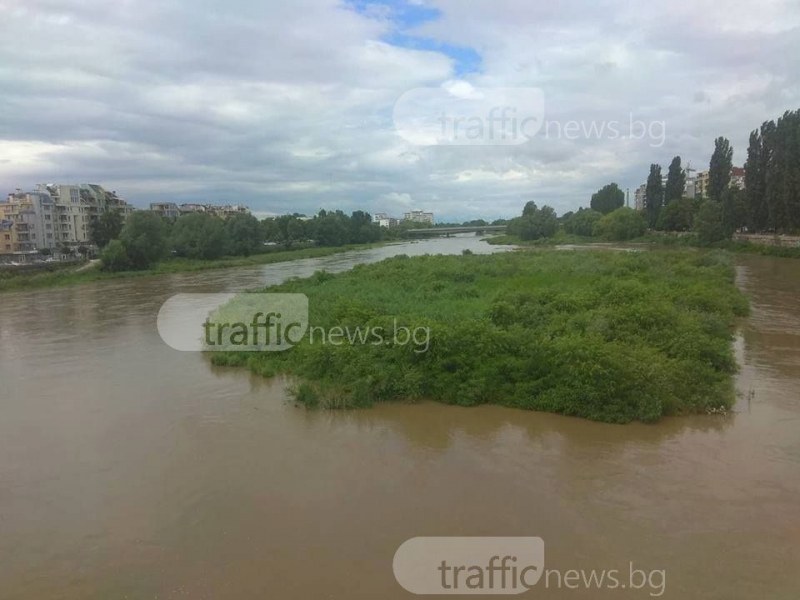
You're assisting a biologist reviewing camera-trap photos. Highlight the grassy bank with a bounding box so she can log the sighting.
[212,249,749,423]
[488,231,800,258]
[0,243,388,293]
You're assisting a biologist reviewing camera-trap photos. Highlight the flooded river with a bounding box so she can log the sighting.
[0,237,798,599]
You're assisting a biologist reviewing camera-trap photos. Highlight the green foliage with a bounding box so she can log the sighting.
[694,200,729,244]
[224,213,264,256]
[508,203,558,241]
[217,250,747,423]
[645,164,663,227]
[564,208,602,236]
[100,239,131,271]
[656,197,696,232]
[664,156,686,205]
[592,207,647,241]
[170,212,226,260]
[590,183,624,214]
[89,210,124,249]
[708,137,733,202]
[117,211,169,269]
[262,210,384,247]
[744,109,800,233]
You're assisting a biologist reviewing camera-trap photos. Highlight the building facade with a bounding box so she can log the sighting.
[0,184,134,254]
[403,210,434,224]
[634,184,647,211]
[373,212,400,228]
[150,202,181,219]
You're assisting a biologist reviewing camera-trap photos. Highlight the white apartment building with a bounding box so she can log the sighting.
[403,210,434,224]
[373,212,399,228]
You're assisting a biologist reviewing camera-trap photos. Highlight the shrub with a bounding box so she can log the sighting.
[593,207,647,241]
[101,239,132,271]
[214,250,747,423]
[119,211,169,269]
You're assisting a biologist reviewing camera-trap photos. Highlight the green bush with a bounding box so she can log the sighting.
[564,208,603,236]
[593,207,647,241]
[214,249,748,423]
[119,211,169,269]
[694,200,729,245]
[101,239,131,272]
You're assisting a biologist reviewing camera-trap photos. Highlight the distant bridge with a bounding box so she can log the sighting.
[406,225,507,237]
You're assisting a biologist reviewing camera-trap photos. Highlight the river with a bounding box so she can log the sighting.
[0,237,798,599]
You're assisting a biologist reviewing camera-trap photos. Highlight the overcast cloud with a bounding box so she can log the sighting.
[1,0,799,220]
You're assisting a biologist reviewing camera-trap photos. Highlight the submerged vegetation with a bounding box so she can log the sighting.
[212,249,748,423]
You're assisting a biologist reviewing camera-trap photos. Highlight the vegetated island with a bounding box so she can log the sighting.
[212,248,749,423]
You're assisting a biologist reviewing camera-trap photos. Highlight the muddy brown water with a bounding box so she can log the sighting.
[0,238,798,599]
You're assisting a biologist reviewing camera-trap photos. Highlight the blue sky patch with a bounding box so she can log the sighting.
[346,0,481,75]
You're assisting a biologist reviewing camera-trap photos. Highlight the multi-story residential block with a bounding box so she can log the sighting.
[0,184,134,254]
[693,168,745,198]
[150,202,181,219]
[730,166,746,190]
[155,203,250,219]
[373,212,400,228]
[1,191,58,252]
[634,184,647,211]
[403,210,434,224]
[695,170,710,198]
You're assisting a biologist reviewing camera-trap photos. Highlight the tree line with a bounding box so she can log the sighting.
[99,209,395,271]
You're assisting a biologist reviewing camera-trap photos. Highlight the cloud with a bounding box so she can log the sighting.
[0,0,798,220]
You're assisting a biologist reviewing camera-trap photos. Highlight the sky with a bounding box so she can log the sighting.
[1,0,799,221]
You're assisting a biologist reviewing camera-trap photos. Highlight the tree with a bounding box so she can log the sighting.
[694,200,729,244]
[592,207,646,241]
[508,204,558,240]
[741,110,800,233]
[708,137,733,202]
[744,127,769,232]
[348,210,381,244]
[224,213,263,256]
[721,187,747,236]
[644,164,663,227]
[314,211,350,246]
[119,211,169,269]
[656,197,695,232]
[663,156,686,205]
[563,208,602,236]
[170,212,226,259]
[590,183,624,214]
[522,201,538,216]
[89,210,124,248]
[101,239,131,271]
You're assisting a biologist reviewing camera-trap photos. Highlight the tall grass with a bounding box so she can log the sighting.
[212,249,749,423]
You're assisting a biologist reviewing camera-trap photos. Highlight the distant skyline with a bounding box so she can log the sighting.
[1,0,799,221]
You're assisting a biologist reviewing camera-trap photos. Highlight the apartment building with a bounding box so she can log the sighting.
[373,212,400,228]
[150,203,250,219]
[694,168,745,198]
[150,202,181,219]
[403,210,434,224]
[695,170,710,198]
[730,167,746,190]
[634,184,647,211]
[0,191,58,252]
[0,184,134,254]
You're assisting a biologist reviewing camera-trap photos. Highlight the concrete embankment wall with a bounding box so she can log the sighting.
[733,233,800,248]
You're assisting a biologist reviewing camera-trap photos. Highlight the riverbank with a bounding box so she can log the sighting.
[0,242,390,293]
[487,231,800,258]
[212,248,749,423]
